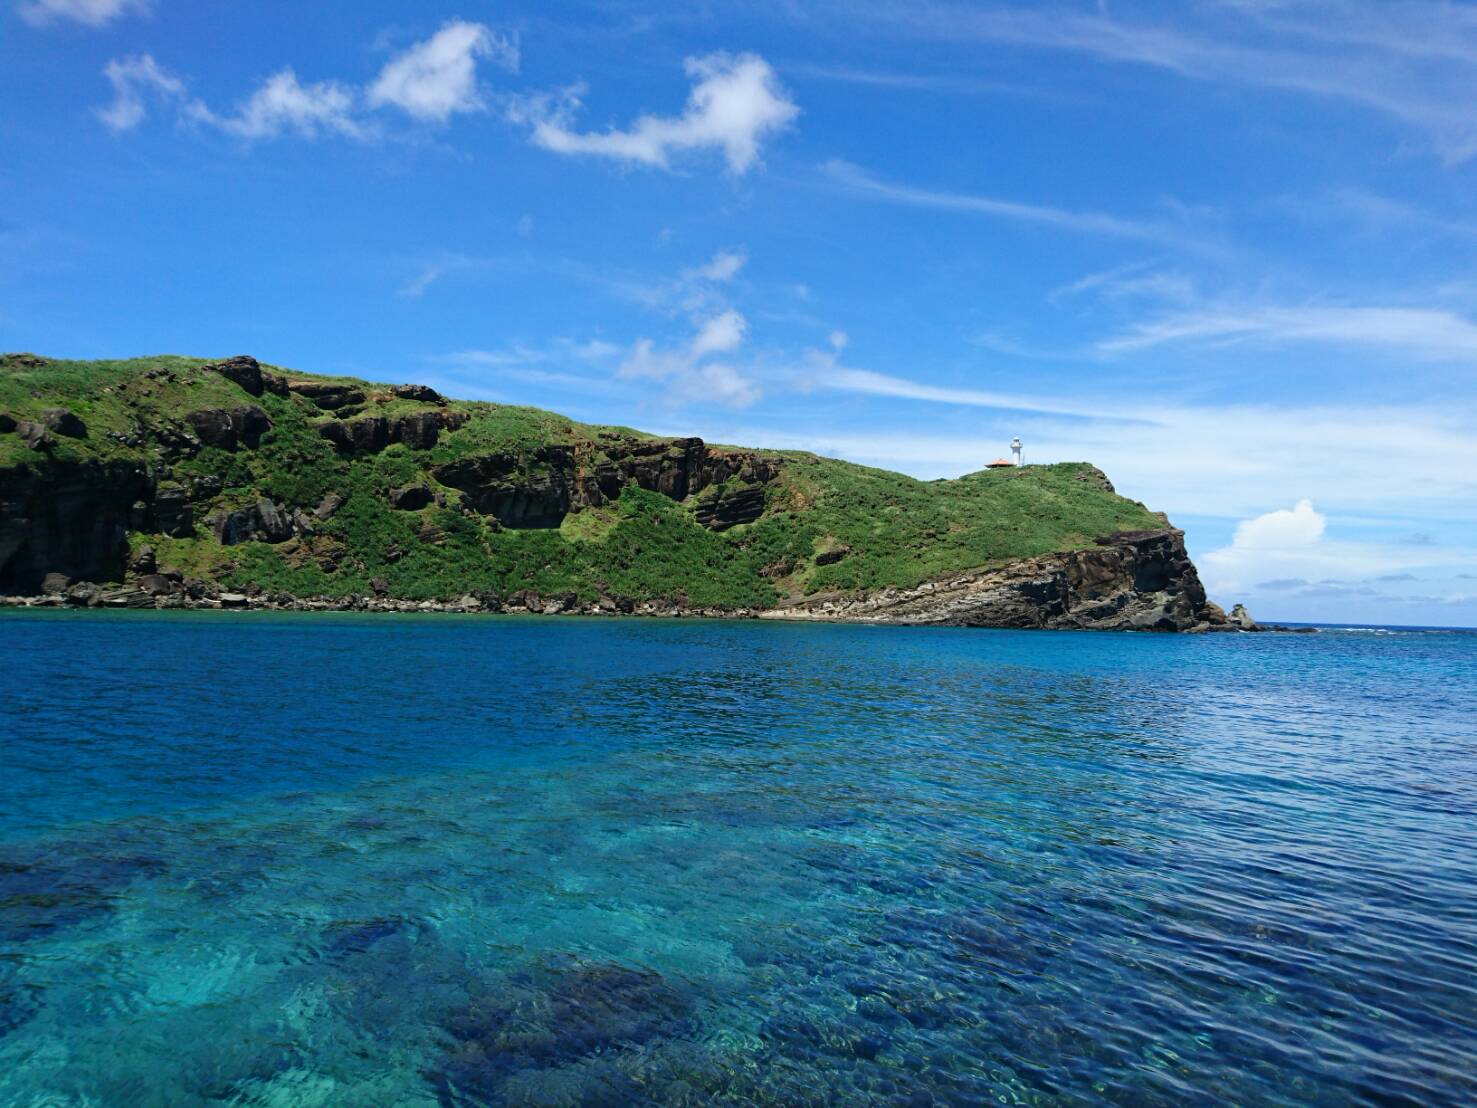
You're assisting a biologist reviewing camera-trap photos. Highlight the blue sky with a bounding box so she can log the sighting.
[4,0,1477,625]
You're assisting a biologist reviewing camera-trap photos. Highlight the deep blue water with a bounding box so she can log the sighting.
[2,610,1475,1106]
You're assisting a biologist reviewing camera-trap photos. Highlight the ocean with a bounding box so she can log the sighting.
[2,610,1474,1105]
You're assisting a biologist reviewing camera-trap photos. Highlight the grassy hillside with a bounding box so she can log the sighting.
[0,353,1166,606]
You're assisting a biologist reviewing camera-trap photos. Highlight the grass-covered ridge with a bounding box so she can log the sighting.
[1,353,1167,606]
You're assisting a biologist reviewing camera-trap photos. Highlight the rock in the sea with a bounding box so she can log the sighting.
[1228,603,1262,631]
[219,592,249,608]
[42,409,86,439]
[389,483,434,511]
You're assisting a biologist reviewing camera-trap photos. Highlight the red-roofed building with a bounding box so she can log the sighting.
[986,458,1013,469]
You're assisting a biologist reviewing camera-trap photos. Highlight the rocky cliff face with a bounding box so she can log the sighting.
[761,529,1224,632]
[0,460,152,592]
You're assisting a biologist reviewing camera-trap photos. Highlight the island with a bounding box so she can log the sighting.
[0,353,1250,631]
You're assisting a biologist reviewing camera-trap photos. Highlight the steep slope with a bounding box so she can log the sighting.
[0,353,1225,629]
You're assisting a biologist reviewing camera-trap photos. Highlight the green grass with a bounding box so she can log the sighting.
[2,353,1166,604]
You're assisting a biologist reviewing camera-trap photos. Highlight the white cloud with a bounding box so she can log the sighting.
[821,159,1213,251]
[1100,304,1477,360]
[619,309,760,407]
[192,69,360,141]
[689,309,747,358]
[97,22,514,142]
[1230,499,1327,548]
[19,0,147,27]
[685,249,747,283]
[368,20,515,122]
[514,52,798,173]
[97,54,187,132]
[399,265,443,299]
[824,0,1477,162]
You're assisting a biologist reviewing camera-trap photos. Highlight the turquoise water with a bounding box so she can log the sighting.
[2,611,1475,1106]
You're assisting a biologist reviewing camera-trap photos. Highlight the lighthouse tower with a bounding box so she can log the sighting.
[1011,437,1023,467]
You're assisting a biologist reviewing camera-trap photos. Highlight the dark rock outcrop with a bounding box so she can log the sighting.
[287,381,365,411]
[204,355,266,397]
[0,413,15,434]
[42,409,86,438]
[0,460,150,592]
[319,415,390,454]
[392,383,444,404]
[433,437,781,530]
[815,545,850,566]
[694,483,767,531]
[318,409,463,453]
[15,421,52,451]
[151,484,193,538]
[389,483,434,511]
[314,492,345,520]
[186,406,271,451]
[206,498,295,545]
[764,529,1218,632]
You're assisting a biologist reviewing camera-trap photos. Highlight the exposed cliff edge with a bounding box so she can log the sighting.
[0,353,1236,630]
[763,529,1219,631]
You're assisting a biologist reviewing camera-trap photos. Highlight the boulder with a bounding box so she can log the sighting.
[203,355,265,397]
[152,484,194,537]
[313,492,345,520]
[135,573,182,597]
[15,420,52,451]
[219,592,249,608]
[207,498,296,545]
[130,545,157,574]
[389,483,434,511]
[98,586,156,609]
[392,383,445,404]
[63,582,100,607]
[287,381,366,411]
[0,413,14,433]
[186,405,272,451]
[40,572,72,595]
[1228,603,1263,631]
[41,409,86,438]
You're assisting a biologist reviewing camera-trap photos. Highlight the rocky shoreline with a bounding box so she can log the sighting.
[0,539,1309,632]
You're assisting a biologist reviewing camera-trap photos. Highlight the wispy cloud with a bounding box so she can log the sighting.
[509,52,799,173]
[820,159,1213,251]
[819,0,1477,162]
[19,0,147,27]
[1099,303,1477,359]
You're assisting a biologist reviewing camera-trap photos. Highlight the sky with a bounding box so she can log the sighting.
[3,0,1477,626]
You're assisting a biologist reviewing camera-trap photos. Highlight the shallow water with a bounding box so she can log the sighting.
[2,610,1474,1105]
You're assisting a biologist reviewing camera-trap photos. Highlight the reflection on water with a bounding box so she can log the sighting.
[2,611,1475,1104]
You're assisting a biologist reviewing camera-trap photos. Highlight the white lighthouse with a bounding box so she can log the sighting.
[1011,437,1023,467]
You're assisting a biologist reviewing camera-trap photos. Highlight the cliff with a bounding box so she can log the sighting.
[0,353,1230,631]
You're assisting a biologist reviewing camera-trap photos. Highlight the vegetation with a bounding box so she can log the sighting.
[1,353,1166,606]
